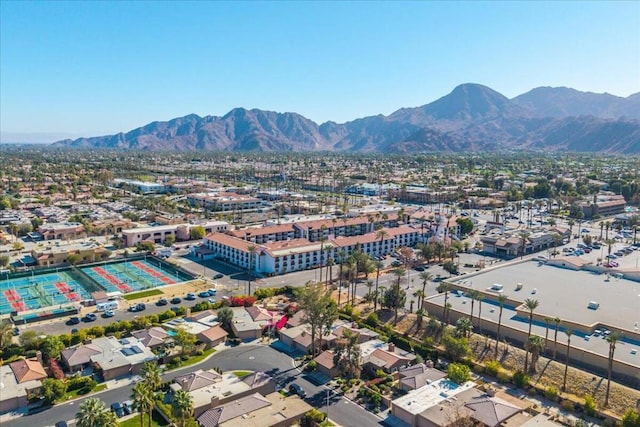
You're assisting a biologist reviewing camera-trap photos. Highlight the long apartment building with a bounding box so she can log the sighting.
[186,192,262,212]
[203,225,422,276]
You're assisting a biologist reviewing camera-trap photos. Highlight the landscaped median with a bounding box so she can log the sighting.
[122,288,164,301]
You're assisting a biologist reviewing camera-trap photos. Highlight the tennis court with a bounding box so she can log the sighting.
[1,258,195,315]
[80,259,187,294]
[0,271,91,315]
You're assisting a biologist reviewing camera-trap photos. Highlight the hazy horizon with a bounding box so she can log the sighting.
[1,1,639,140]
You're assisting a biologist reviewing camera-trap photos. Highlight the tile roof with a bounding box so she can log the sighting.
[466,397,522,427]
[174,369,222,392]
[9,358,47,384]
[198,325,228,343]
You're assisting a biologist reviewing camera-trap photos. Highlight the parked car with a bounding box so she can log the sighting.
[185,293,196,301]
[156,298,168,306]
[122,400,133,415]
[66,316,80,325]
[289,383,307,398]
[198,291,210,298]
[110,402,125,418]
[170,297,182,304]
[13,327,19,336]
[102,310,115,318]
[213,273,224,279]
[129,303,146,312]
[207,288,217,296]
[414,266,425,271]
[82,313,97,322]
[54,422,68,427]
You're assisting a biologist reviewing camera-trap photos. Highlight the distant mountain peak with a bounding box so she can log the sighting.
[52,83,640,153]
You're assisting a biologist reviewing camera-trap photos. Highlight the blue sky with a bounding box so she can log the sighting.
[1,1,639,142]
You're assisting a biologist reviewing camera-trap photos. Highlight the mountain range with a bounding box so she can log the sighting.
[53,84,640,153]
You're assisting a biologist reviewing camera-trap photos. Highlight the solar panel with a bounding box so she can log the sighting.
[130,346,143,354]
[121,348,134,356]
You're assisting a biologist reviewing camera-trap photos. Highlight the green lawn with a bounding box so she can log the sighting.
[119,411,169,427]
[174,348,216,369]
[58,383,107,402]
[122,289,164,301]
[232,370,252,378]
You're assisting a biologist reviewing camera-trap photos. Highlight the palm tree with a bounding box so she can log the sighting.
[604,331,622,407]
[366,279,374,308]
[605,221,611,240]
[392,267,406,325]
[337,249,346,306]
[562,329,573,391]
[76,397,118,427]
[543,316,553,352]
[419,272,433,309]
[171,389,194,427]
[416,308,426,331]
[437,282,451,324]
[455,317,473,338]
[523,298,539,372]
[141,362,161,391]
[373,260,384,312]
[599,221,604,240]
[476,292,484,335]
[567,219,575,240]
[526,335,545,373]
[246,245,256,296]
[318,235,327,283]
[469,289,480,327]
[132,382,154,427]
[414,289,426,311]
[552,317,561,359]
[495,293,508,356]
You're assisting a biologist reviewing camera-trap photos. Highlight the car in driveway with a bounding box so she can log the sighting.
[289,383,307,398]
[13,327,19,336]
[66,316,80,325]
[156,298,168,306]
[122,400,133,415]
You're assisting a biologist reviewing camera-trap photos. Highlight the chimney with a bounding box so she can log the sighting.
[388,343,395,352]
[35,351,43,365]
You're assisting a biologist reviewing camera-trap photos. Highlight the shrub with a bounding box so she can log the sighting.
[158,310,176,322]
[306,360,317,371]
[67,376,97,391]
[621,409,640,427]
[49,359,65,380]
[254,287,276,300]
[484,360,501,377]
[447,363,471,384]
[229,295,256,307]
[301,409,326,427]
[561,399,575,412]
[512,370,530,388]
[583,394,597,417]
[496,371,511,383]
[545,385,559,401]
[365,312,379,328]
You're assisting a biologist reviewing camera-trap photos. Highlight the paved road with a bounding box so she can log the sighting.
[4,345,382,427]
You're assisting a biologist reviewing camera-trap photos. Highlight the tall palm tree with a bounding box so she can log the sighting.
[392,267,406,325]
[141,362,161,391]
[437,282,451,324]
[552,317,561,359]
[543,316,553,352]
[246,245,256,296]
[132,382,154,427]
[562,329,573,391]
[171,389,194,427]
[604,331,622,407]
[373,260,384,312]
[414,289,426,311]
[419,272,433,309]
[416,308,426,331]
[495,293,508,356]
[366,279,374,308]
[526,335,545,373]
[318,236,327,283]
[523,298,539,372]
[476,292,484,335]
[469,289,480,327]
